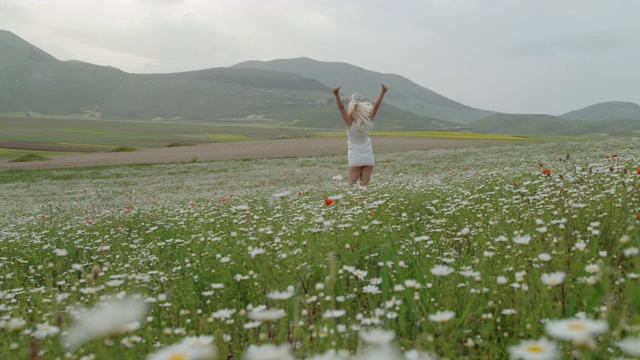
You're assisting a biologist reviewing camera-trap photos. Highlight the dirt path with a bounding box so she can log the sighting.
[0,137,527,170]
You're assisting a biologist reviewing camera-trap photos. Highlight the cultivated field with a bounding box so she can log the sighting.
[0,136,530,171]
[0,117,532,163]
[1,137,639,360]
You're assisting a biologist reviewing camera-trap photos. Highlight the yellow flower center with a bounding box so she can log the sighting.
[168,353,187,360]
[525,344,544,353]
[549,279,558,285]
[568,322,586,330]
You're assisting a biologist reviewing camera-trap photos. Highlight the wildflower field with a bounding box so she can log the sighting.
[1,138,640,360]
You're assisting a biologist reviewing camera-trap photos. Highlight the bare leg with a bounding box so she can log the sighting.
[359,166,374,187]
[348,166,363,187]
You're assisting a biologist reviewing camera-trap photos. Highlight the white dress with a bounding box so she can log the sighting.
[347,125,374,167]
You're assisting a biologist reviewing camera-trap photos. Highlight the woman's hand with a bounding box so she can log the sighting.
[332,86,341,95]
[381,84,389,93]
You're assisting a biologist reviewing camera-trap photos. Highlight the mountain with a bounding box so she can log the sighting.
[232,58,497,124]
[0,30,461,131]
[560,101,640,121]
[0,30,128,115]
[472,113,640,136]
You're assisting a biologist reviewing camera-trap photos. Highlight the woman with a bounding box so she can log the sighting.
[332,84,389,187]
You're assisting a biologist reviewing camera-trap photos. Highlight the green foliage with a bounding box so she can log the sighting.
[9,153,49,162]
[0,138,639,359]
[166,143,195,148]
[110,146,137,152]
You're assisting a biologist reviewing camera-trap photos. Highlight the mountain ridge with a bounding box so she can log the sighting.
[0,31,460,131]
[2,30,639,136]
[232,57,497,124]
[560,101,640,121]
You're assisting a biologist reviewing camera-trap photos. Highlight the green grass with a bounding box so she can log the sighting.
[0,148,72,161]
[166,142,196,147]
[0,116,316,150]
[110,146,137,152]
[206,133,250,141]
[9,152,49,162]
[0,138,639,359]
[0,116,528,161]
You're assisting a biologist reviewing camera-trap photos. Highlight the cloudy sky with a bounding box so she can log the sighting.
[1,0,639,115]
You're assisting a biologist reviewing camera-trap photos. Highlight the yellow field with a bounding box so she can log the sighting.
[0,148,74,159]
[313,131,532,140]
[57,142,119,149]
[207,133,250,141]
[57,128,111,135]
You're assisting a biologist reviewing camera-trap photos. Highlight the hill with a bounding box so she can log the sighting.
[232,57,497,124]
[0,30,461,131]
[472,114,572,136]
[0,30,128,116]
[560,101,640,121]
[472,113,640,136]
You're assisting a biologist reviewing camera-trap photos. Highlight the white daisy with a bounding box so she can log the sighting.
[508,337,560,360]
[428,311,455,323]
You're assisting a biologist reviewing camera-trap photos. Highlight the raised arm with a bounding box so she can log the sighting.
[369,84,389,121]
[333,86,351,127]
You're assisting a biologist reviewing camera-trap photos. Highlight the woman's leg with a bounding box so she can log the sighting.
[359,166,374,186]
[348,166,363,186]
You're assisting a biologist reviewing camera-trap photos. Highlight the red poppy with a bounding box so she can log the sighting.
[636,168,640,175]
[606,156,610,159]
[612,154,618,158]
[324,198,333,206]
[542,169,551,176]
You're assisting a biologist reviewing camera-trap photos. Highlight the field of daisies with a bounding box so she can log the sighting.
[1,138,640,360]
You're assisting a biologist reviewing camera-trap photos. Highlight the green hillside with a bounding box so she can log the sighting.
[0,30,461,131]
[560,101,640,121]
[472,114,571,136]
[232,57,497,124]
[473,114,640,136]
[0,29,57,64]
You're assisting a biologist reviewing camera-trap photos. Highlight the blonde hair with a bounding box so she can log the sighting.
[348,94,374,134]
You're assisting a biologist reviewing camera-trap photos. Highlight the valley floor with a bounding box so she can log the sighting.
[0,136,529,170]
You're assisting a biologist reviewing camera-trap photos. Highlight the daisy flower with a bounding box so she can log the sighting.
[243,344,294,360]
[430,265,455,276]
[508,337,560,360]
[540,272,565,286]
[33,322,60,339]
[545,318,608,342]
[63,297,146,349]
[358,327,395,346]
[428,311,455,323]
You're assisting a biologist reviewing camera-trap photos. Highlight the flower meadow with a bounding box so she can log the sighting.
[1,138,640,360]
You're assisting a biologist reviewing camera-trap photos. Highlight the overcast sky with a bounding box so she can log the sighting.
[1,0,639,115]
